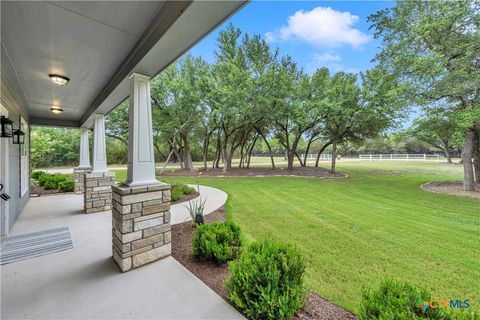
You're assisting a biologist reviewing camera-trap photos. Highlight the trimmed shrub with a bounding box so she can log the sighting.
[36,173,71,191]
[43,179,57,190]
[225,240,306,320]
[359,279,451,320]
[31,171,46,180]
[192,221,242,263]
[171,188,183,202]
[58,180,74,192]
[171,183,196,201]
[38,174,50,186]
[181,184,195,195]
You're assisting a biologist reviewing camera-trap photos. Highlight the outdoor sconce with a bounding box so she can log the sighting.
[0,116,13,138]
[49,74,69,86]
[12,128,25,145]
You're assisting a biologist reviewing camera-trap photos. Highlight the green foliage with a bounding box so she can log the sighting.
[34,173,72,191]
[180,184,195,195]
[30,127,81,168]
[359,279,451,320]
[192,221,242,263]
[42,180,57,190]
[38,173,50,186]
[58,180,74,192]
[170,183,196,201]
[31,171,46,180]
[225,240,306,320]
[171,188,183,202]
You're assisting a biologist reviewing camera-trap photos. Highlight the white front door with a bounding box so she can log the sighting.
[0,104,10,242]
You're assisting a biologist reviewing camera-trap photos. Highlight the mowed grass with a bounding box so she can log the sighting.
[112,160,479,313]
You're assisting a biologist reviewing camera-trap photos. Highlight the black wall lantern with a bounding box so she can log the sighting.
[12,128,25,144]
[0,116,13,138]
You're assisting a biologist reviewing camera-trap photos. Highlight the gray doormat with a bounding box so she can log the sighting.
[0,226,73,265]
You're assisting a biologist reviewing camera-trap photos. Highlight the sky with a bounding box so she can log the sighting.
[189,1,394,75]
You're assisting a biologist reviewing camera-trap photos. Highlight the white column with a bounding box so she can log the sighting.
[125,73,157,186]
[79,128,91,168]
[92,114,107,172]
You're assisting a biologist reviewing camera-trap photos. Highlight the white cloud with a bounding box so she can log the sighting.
[311,52,342,63]
[266,7,370,48]
[307,52,359,75]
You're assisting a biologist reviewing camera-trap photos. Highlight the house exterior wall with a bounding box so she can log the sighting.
[1,72,30,234]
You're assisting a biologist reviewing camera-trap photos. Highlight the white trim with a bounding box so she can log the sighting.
[0,104,10,239]
[20,117,28,196]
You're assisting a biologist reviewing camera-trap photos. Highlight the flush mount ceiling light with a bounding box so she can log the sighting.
[49,74,69,86]
[50,106,64,115]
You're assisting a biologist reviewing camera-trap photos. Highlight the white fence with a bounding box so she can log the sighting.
[358,154,441,161]
[300,153,332,161]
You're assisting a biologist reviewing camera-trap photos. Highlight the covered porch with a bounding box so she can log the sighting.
[1,193,242,319]
[1,1,246,319]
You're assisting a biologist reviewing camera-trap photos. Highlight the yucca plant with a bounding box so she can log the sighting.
[185,197,207,225]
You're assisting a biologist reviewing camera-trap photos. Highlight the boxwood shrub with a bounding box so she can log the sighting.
[58,180,74,192]
[359,279,451,320]
[171,183,196,201]
[33,173,73,192]
[192,221,242,263]
[31,171,46,180]
[224,240,306,320]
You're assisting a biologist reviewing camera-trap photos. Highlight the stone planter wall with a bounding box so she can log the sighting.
[74,167,91,194]
[111,183,171,272]
[84,171,115,213]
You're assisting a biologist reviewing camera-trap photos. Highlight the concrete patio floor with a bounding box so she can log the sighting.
[1,193,244,319]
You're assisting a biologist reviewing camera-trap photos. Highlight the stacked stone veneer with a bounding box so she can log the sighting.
[84,171,115,213]
[111,183,171,272]
[74,167,91,194]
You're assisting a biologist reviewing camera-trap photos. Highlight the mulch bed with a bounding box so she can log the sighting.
[421,181,480,199]
[158,167,346,178]
[30,186,73,197]
[171,206,357,320]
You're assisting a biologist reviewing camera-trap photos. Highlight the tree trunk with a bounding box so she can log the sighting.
[246,134,259,169]
[184,145,195,172]
[258,129,275,169]
[443,141,452,164]
[473,130,480,183]
[461,129,475,191]
[180,136,194,172]
[238,139,246,168]
[202,136,210,171]
[295,152,304,167]
[287,150,295,170]
[171,143,184,170]
[330,139,337,174]
[303,134,318,167]
[315,141,332,167]
[222,139,231,173]
[213,132,221,169]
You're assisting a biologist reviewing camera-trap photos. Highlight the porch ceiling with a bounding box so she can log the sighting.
[0,1,246,128]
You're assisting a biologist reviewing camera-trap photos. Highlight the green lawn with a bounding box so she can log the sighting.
[112,160,479,313]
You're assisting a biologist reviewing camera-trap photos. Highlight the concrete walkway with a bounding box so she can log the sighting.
[171,185,228,225]
[1,191,243,319]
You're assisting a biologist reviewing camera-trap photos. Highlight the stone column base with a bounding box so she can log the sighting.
[111,183,171,272]
[84,171,115,213]
[74,167,91,194]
